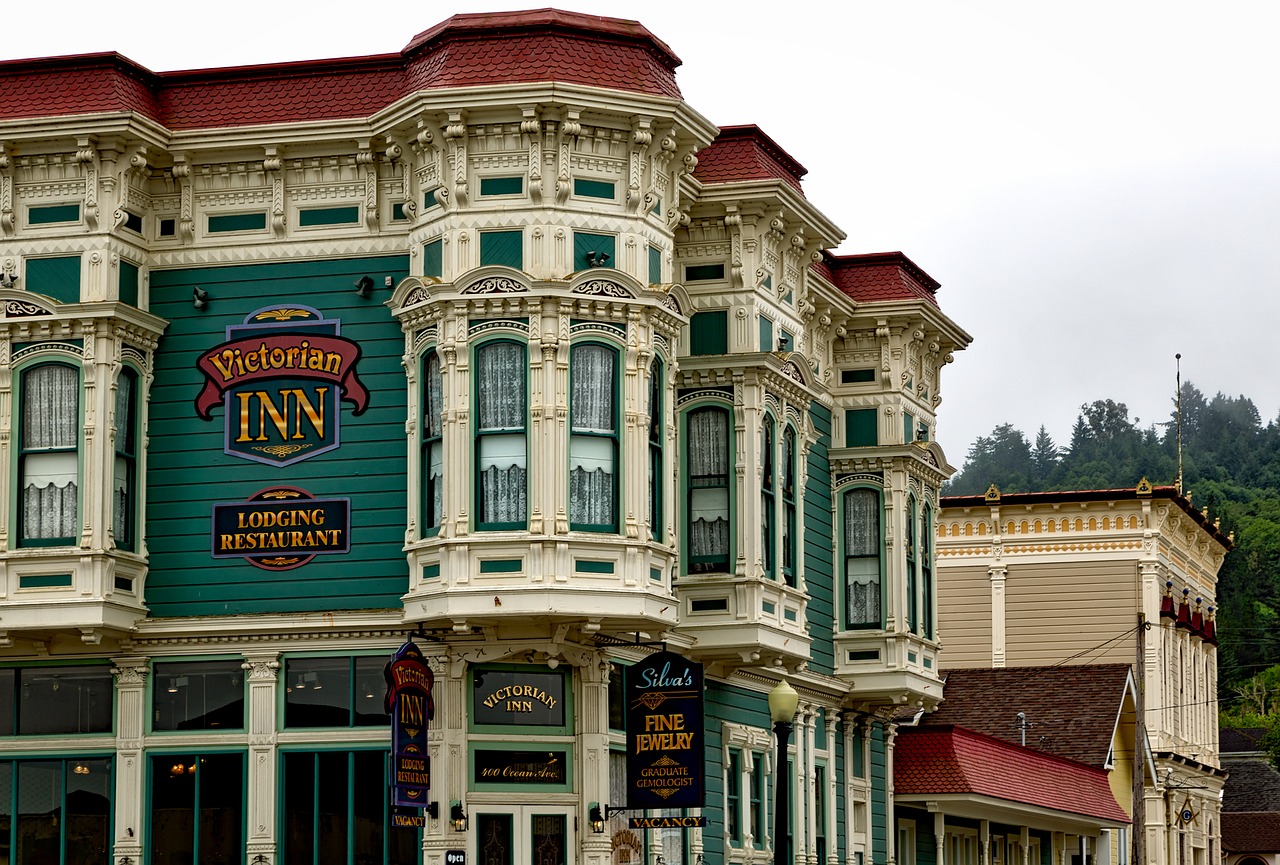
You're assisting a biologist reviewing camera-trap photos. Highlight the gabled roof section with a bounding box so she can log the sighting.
[403,9,682,98]
[813,250,941,308]
[693,125,807,193]
[1221,727,1267,755]
[0,9,683,128]
[1223,759,1280,813]
[923,665,1134,768]
[895,725,1130,824]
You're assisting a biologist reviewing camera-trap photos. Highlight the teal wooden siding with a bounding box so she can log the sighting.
[805,403,835,674]
[689,311,728,355]
[146,255,410,617]
[703,680,771,864]
[901,806,936,865]
[26,256,80,304]
[573,232,615,271]
[479,230,523,269]
[871,722,887,859]
[119,261,140,307]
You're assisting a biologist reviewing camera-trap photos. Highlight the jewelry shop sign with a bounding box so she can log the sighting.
[624,651,705,809]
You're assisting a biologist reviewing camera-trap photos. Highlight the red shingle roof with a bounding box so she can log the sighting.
[693,125,807,193]
[1223,812,1280,853]
[813,250,941,307]
[895,725,1130,824]
[0,9,682,129]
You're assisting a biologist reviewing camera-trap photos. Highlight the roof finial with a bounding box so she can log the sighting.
[1175,353,1183,495]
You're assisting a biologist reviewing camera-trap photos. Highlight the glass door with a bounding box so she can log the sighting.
[475,806,573,865]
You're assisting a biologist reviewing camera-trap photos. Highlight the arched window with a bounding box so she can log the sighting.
[474,341,527,529]
[844,488,882,629]
[762,417,776,578]
[421,350,444,532]
[782,426,797,587]
[113,367,139,550]
[922,503,934,639]
[906,495,918,634]
[20,362,80,545]
[687,406,730,573]
[648,358,663,541]
[569,343,618,531]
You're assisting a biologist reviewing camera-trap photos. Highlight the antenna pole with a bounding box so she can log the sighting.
[1175,353,1183,495]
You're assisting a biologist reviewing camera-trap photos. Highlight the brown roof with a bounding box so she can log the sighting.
[812,250,941,307]
[693,125,807,193]
[922,665,1133,769]
[0,9,683,129]
[896,725,1129,824]
[1223,812,1280,853]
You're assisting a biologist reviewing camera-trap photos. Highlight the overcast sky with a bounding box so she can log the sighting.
[8,0,1277,469]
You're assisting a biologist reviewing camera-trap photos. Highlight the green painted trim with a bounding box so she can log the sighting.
[479,559,522,574]
[479,230,524,269]
[207,212,267,233]
[119,260,140,307]
[28,203,80,224]
[845,408,877,447]
[17,574,72,588]
[468,742,575,793]
[423,238,443,278]
[299,206,360,227]
[25,255,81,303]
[648,245,662,284]
[573,560,614,574]
[573,231,616,271]
[690,311,728,355]
[144,749,247,865]
[649,567,662,582]
[574,178,615,199]
[480,176,524,196]
[423,563,440,578]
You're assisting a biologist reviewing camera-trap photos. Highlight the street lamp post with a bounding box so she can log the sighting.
[768,678,799,865]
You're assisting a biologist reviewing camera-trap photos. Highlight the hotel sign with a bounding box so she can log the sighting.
[624,651,705,809]
[385,641,434,808]
[195,305,368,466]
[211,486,350,571]
[472,668,565,727]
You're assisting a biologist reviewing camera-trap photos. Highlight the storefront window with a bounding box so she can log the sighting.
[0,758,112,864]
[152,661,244,731]
[284,656,390,728]
[149,753,243,865]
[0,665,113,735]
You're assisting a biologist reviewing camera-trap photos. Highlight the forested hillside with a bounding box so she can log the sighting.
[944,382,1279,706]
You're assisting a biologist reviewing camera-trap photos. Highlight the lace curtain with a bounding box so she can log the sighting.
[688,408,729,562]
[570,346,615,526]
[477,343,526,524]
[22,364,79,541]
[844,489,881,627]
[424,353,444,527]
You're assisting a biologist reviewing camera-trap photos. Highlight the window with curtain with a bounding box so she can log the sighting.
[113,367,138,550]
[20,363,79,545]
[782,426,797,587]
[569,343,617,531]
[648,358,663,541]
[844,488,882,629]
[687,406,730,572]
[421,351,444,532]
[762,418,775,578]
[906,496,918,634]
[922,503,934,639]
[475,341,527,528]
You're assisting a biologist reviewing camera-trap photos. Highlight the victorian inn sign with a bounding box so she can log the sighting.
[0,8,974,865]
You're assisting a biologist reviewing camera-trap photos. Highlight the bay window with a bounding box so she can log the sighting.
[922,502,934,639]
[906,496,918,633]
[687,406,730,573]
[19,362,79,545]
[421,351,444,532]
[569,343,618,531]
[475,340,527,529]
[844,488,882,629]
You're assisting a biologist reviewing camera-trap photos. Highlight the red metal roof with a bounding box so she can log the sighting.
[813,250,941,307]
[0,9,682,129]
[693,125,808,193]
[895,725,1130,824]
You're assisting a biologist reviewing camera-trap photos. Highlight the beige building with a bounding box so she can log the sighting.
[936,482,1230,865]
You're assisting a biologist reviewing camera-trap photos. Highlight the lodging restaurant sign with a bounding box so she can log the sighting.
[385,641,434,808]
[624,651,705,810]
[194,305,368,466]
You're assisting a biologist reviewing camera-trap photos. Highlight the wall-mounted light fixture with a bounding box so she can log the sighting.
[450,801,467,832]
[353,275,376,298]
[425,802,439,819]
[192,286,209,310]
[588,803,605,834]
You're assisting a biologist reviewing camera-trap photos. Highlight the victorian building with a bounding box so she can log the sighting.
[0,9,972,865]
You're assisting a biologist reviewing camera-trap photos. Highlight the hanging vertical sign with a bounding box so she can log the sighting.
[385,641,434,808]
[624,651,705,809]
